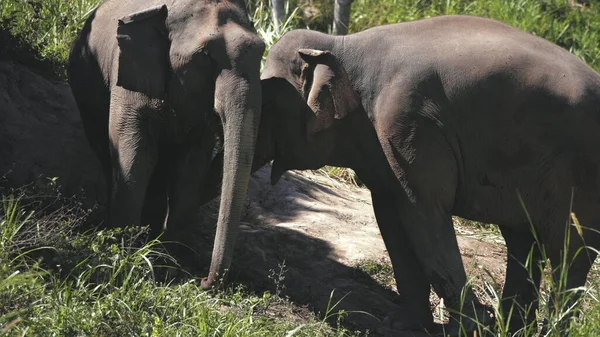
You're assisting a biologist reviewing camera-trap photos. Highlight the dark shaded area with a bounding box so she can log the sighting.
[0,27,62,80]
[0,44,107,224]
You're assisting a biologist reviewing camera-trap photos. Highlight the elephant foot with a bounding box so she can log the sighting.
[379,308,440,337]
[445,302,496,337]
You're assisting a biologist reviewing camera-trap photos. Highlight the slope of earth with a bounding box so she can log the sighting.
[0,41,106,219]
[195,167,510,335]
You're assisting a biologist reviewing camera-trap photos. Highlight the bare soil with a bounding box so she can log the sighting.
[195,167,509,336]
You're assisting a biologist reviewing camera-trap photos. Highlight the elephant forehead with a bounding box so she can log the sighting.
[167,3,262,64]
[167,1,250,33]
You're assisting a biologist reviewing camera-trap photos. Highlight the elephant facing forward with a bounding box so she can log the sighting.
[68,0,265,289]
[255,15,600,336]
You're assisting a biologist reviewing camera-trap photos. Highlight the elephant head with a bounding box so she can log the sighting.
[115,2,265,289]
[258,49,364,184]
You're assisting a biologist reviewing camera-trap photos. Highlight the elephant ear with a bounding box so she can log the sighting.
[297,49,360,135]
[117,5,169,100]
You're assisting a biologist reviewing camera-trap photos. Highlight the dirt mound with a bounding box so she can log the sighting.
[0,58,106,215]
[189,167,509,335]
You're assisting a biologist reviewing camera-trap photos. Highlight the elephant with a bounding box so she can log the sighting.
[67,0,265,290]
[255,14,600,336]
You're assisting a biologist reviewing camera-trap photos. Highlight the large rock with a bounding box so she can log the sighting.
[0,59,106,213]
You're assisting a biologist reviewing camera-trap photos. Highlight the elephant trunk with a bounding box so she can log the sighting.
[201,69,261,290]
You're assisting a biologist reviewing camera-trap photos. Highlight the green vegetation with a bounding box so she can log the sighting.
[0,0,100,76]
[353,259,396,289]
[350,0,600,71]
[4,0,600,73]
[1,0,599,336]
[0,193,361,336]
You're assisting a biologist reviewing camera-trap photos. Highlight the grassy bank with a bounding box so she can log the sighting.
[0,193,361,336]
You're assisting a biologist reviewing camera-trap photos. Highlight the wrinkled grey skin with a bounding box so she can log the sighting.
[68,0,265,290]
[258,15,600,335]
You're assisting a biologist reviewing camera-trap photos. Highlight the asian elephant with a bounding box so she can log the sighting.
[67,0,265,290]
[256,15,600,336]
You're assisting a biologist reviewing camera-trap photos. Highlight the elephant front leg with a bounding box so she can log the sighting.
[375,116,493,335]
[397,204,493,336]
[371,192,435,333]
[108,91,162,228]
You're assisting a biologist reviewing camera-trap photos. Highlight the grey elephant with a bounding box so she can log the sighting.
[67,0,265,289]
[255,14,600,336]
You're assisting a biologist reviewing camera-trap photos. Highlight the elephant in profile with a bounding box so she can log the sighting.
[255,14,600,336]
[67,0,265,289]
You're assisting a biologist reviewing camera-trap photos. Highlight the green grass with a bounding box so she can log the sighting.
[350,0,600,72]
[0,0,100,77]
[0,194,361,336]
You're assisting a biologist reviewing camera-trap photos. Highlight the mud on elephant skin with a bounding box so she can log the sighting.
[68,0,265,289]
[257,14,600,336]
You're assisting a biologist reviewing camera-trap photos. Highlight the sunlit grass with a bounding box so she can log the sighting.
[350,0,600,72]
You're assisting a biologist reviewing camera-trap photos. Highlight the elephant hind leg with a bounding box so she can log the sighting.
[499,225,544,335]
[544,224,598,334]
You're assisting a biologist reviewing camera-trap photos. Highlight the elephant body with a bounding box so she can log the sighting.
[260,15,600,334]
[68,0,265,289]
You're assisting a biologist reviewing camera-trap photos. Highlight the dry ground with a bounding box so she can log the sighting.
[191,166,511,335]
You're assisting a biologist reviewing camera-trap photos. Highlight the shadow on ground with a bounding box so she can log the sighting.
[173,167,408,336]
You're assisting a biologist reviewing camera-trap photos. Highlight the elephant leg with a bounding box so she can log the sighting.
[141,159,169,239]
[371,191,434,332]
[198,152,224,206]
[544,228,597,335]
[107,92,161,227]
[108,142,158,227]
[162,131,216,260]
[378,140,489,333]
[499,225,544,334]
[372,97,493,334]
[400,209,489,334]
